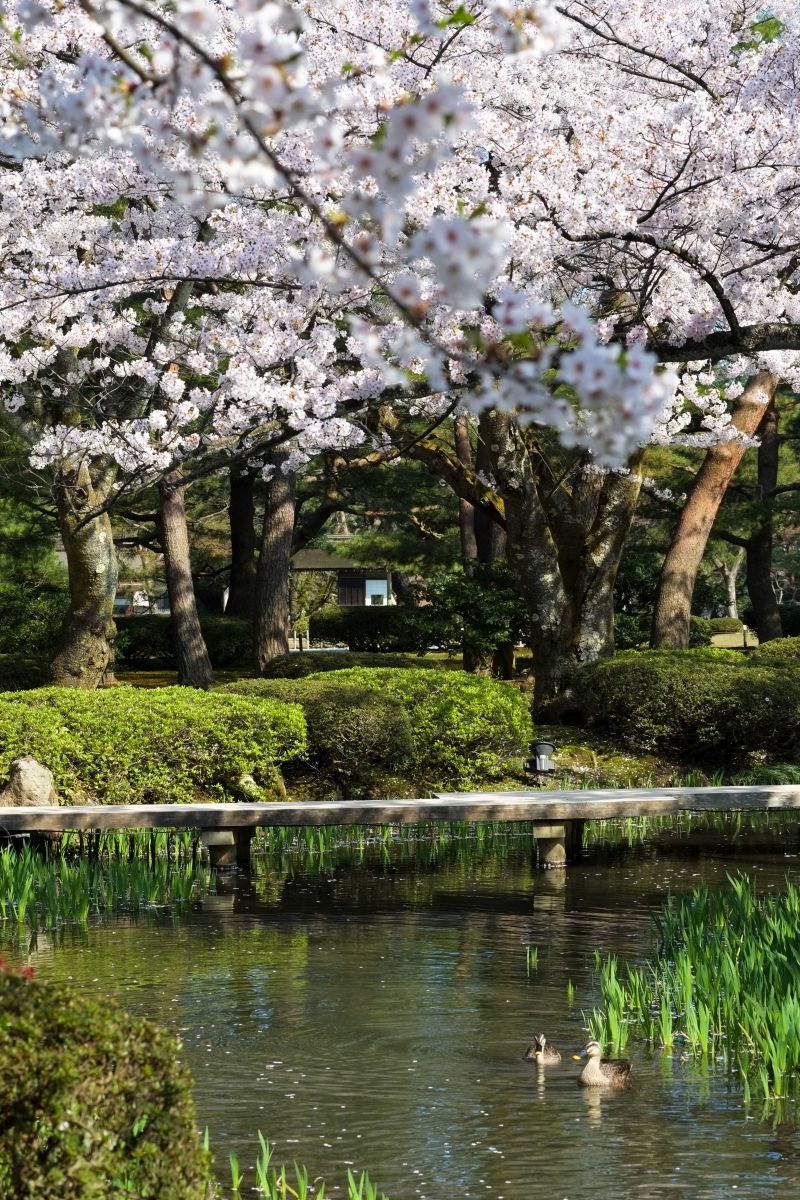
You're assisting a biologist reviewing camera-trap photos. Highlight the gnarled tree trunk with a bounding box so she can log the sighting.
[483,412,643,711]
[226,466,258,619]
[651,370,779,649]
[255,452,296,672]
[50,462,118,689]
[159,472,214,689]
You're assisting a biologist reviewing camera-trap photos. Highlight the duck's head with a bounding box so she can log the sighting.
[572,1039,602,1062]
[523,1033,547,1061]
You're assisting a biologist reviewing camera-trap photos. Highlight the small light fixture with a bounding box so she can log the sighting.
[525,740,556,775]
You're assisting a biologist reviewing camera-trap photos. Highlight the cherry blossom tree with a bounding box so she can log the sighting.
[1,0,799,699]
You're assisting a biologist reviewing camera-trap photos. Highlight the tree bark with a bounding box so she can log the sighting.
[483,412,643,711]
[255,452,296,672]
[50,463,118,689]
[713,547,745,620]
[746,399,783,642]
[226,467,258,619]
[159,472,214,688]
[453,414,478,562]
[650,370,779,649]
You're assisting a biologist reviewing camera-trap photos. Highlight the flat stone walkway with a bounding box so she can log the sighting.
[1,784,799,831]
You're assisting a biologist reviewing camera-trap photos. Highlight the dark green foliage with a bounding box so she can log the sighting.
[743,603,800,636]
[310,606,437,653]
[225,677,414,797]
[708,616,744,634]
[0,687,306,803]
[575,650,799,760]
[688,615,713,646]
[0,963,212,1199]
[226,668,532,790]
[261,651,434,678]
[750,636,800,660]
[422,564,529,661]
[0,654,49,692]
[311,565,527,661]
[114,615,252,668]
[613,613,712,649]
[0,584,69,655]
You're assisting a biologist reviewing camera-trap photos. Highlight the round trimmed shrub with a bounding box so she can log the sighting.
[226,677,414,797]
[750,637,800,661]
[575,650,800,760]
[227,668,532,790]
[261,651,431,678]
[709,616,744,634]
[0,961,212,1199]
[0,687,307,803]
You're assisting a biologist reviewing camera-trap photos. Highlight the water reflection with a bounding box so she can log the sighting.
[5,827,800,1197]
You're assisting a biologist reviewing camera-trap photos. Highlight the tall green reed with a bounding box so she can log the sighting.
[590,873,800,1098]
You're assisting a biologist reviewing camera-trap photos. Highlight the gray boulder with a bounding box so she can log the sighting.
[0,757,57,806]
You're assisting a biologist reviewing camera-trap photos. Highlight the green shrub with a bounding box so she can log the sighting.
[261,651,431,678]
[0,654,49,692]
[575,650,800,760]
[227,668,532,790]
[0,960,212,1199]
[226,677,414,797]
[310,606,437,653]
[689,615,713,646]
[709,616,744,634]
[115,615,252,668]
[750,636,800,661]
[0,687,306,804]
[0,584,68,655]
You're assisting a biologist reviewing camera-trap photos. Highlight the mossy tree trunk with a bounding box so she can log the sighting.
[255,451,296,672]
[50,462,118,689]
[159,471,214,689]
[650,370,779,649]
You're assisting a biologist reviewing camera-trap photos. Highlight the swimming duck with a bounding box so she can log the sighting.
[573,1040,631,1087]
[524,1033,561,1065]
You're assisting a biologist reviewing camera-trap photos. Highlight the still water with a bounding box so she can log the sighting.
[11,824,800,1199]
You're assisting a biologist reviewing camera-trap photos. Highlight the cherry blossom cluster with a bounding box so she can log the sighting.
[2,0,797,492]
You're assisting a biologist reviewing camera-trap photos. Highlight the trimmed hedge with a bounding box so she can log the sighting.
[575,649,799,759]
[261,651,432,678]
[225,676,414,797]
[0,961,212,1199]
[226,668,532,791]
[0,687,306,804]
[310,607,437,653]
[709,616,744,634]
[750,636,800,660]
[115,615,252,668]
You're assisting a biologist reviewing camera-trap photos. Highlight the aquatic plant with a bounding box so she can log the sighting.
[0,845,209,934]
[590,874,800,1098]
[220,1135,388,1200]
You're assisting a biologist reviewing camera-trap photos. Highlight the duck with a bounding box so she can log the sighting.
[524,1033,561,1065]
[573,1040,631,1087]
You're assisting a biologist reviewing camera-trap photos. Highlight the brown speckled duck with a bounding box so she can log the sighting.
[573,1040,631,1087]
[524,1033,561,1065]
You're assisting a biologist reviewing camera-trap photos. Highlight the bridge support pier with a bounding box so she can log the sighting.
[533,820,584,868]
[200,828,253,869]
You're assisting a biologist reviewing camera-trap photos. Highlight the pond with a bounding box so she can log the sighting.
[8,821,800,1199]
